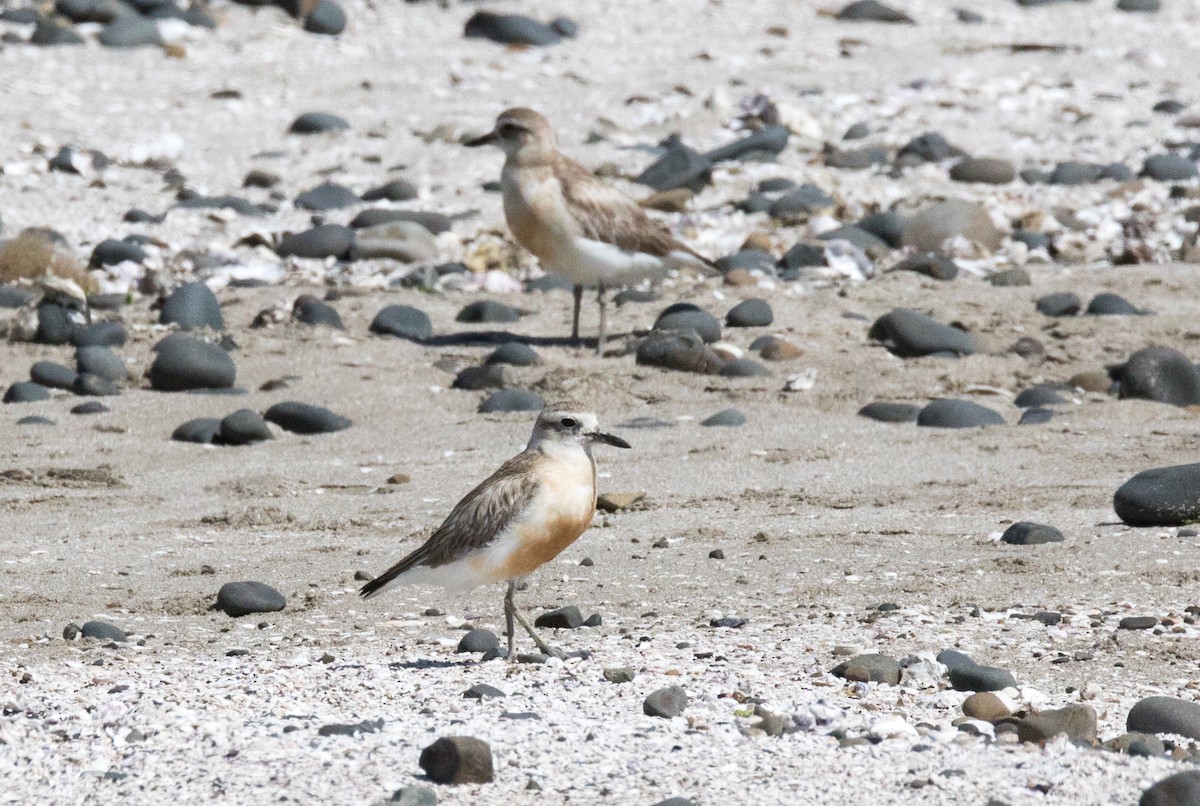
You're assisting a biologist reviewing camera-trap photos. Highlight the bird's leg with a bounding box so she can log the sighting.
[595,284,608,356]
[571,285,583,346]
[505,581,564,659]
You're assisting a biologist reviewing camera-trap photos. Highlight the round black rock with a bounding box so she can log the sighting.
[161,281,224,331]
[219,409,273,445]
[1088,293,1142,316]
[1018,407,1054,425]
[858,402,921,423]
[456,300,523,324]
[263,402,351,435]
[35,302,76,345]
[71,401,109,415]
[302,0,346,35]
[1127,696,1200,740]
[653,303,721,343]
[1116,346,1200,406]
[295,182,360,212]
[643,686,689,718]
[457,629,500,654]
[1014,385,1067,408]
[890,252,959,281]
[485,342,539,367]
[452,365,510,391]
[361,180,418,203]
[289,112,349,134]
[292,295,344,329]
[1114,463,1200,526]
[868,309,976,357]
[277,225,355,260]
[81,620,127,641]
[89,238,147,268]
[917,399,1005,428]
[76,346,125,382]
[99,15,162,47]
[725,298,773,327]
[464,11,561,45]
[4,382,50,404]
[31,361,78,390]
[949,662,1017,692]
[72,320,127,348]
[72,373,120,397]
[215,581,287,617]
[1140,771,1200,806]
[719,358,771,378]
[1000,522,1064,545]
[636,331,725,375]
[149,335,236,391]
[534,606,584,629]
[172,417,222,444]
[1036,292,1082,317]
[1140,153,1199,181]
[478,389,543,413]
[369,304,432,341]
[701,409,746,427]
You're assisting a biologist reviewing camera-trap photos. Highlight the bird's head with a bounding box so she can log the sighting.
[528,401,631,451]
[464,108,556,161]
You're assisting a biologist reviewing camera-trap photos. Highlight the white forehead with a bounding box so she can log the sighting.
[540,409,598,429]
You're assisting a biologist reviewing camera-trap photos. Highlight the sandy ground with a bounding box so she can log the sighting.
[1,1,1200,804]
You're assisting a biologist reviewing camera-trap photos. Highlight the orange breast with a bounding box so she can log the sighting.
[499,510,594,579]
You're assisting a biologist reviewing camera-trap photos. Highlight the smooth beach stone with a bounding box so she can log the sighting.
[1036,291,1082,317]
[457,629,499,654]
[653,303,721,343]
[949,157,1016,184]
[477,389,543,413]
[485,342,539,367]
[71,373,119,397]
[534,606,584,629]
[17,415,55,426]
[1049,161,1105,185]
[31,19,85,45]
[1088,292,1142,315]
[219,409,273,445]
[452,364,510,391]
[463,11,560,45]
[4,382,50,404]
[419,736,494,785]
[725,298,773,327]
[830,653,902,685]
[263,402,350,434]
[215,581,286,617]
[701,409,746,427]
[30,361,77,390]
[175,195,267,217]
[292,295,344,329]
[161,282,224,331]
[98,15,162,47]
[643,686,689,718]
[294,182,359,211]
[149,335,235,391]
[289,112,349,134]
[858,402,920,423]
[889,252,959,281]
[89,238,147,268]
[1014,385,1067,408]
[456,300,523,324]
[935,649,976,674]
[719,358,771,378]
[815,224,890,257]
[857,211,906,248]
[81,620,126,642]
[35,302,75,345]
[462,683,506,700]
[705,125,789,163]
[917,399,1005,428]
[868,309,976,357]
[1019,407,1053,425]
[836,0,914,22]
[171,417,222,444]
[0,284,37,308]
[901,199,1000,253]
[1141,771,1200,806]
[75,346,125,382]
[1016,704,1097,745]
[1001,521,1064,545]
[72,320,127,347]
[361,180,418,202]
[71,401,109,415]
[277,225,355,260]
[636,331,725,375]
[898,132,965,163]
[348,209,453,235]
[368,305,430,341]
[1140,153,1198,181]
[302,0,346,35]
[1116,347,1200,406]
[949,663,1017,692]
[1114,464,1200,526]
[1127,696,1200,740]
[635,143,713,193]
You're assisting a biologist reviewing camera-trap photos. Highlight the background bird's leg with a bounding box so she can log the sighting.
[504,581,517,658]
[595,284,608,355]
[571,285,583,344]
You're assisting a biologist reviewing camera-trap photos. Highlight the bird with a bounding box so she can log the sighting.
[360,401,631,658]
[465,107,715,354]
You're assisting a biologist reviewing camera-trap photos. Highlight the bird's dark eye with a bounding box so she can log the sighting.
[498,122,521,137]
[560,417,577,428]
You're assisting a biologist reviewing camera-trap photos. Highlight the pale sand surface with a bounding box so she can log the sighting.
[1,1,1200,803]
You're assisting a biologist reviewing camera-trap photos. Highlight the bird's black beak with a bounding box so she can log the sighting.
[463,130,496,147]
[590,432,631,449]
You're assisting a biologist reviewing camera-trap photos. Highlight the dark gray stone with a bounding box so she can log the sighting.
[289,112,349,134]
[453,365,510,391]
[263,401,350,434]
[1141,153,1198,181]
[76,346,125,382]
[636,331,725,374]
[1019,408,1054,427]
[1088,293,1142,316]
[1014,385,1067,408]
[1049,161,1105,185]
[949,662,1017,692]
[485,342,539,367]
[81,620,126,641]
[635,144,713,193]
[719,358,771,378]
[836,0,914,22]
[149,335,235,391]
[890,252,958,281]
[98,15,162,47]
[1127,696,1200,740]
[858,402,920,423]
[1119,616,1158,630]
[1114,463,1200,526]
[35,302,76,345]
[701,409,746,427]
[1016,704,1097,744]
[815,224,890,257]
[643,686,688,718]
[463,11,560,45]
[219,409,273,445]
[292,295,344,329]
[171,417,222,444]
[160,281,224,331]
[1117,346,1200,406]
[478,389,543,413]
[361,180,418,203]
[31,361,78,390]
[534,606,584,629]
[419,736,494,784]
[1036,292,1082,317]
[215,581,286,617]
[706,125,790,163]
[457,629,499,654]
[653,303,721,343]
[868,309,976,357]
[988,267,1032,287]
[89,239,147,268]
[31,19,85,45]
[936,649,975,673]
[725,298,773,327]
[950,157,1016,184]
[830,653,902,685]
[917,399,1005,428]
[277,225,355,260]
[17,415,55,426]
[1118,0,1160,10]
[716,249,776,275]
[4,382,50,404]
[463,683,506,700]
[0,284,37,308]
[318,718,383,737]
[778,241,827,270]
[369,304,431,341]
[1140,771,1200,806]
[71,373,120,397]
[295,182,360,211]
[71,401,109,415]
[1001,522,1064,545]
[897,131,965,163]
[456,300,523,324]
[349,209,452,235]
[302,0,346,35]
[175,195,267,217]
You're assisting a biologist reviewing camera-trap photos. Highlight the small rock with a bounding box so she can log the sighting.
[902,199,1001,253]
[1119,616,1158,630]
[457,629,500,654]
[1114,463,1200,526]
[464,11,560,45]
[463,683,506,700]
[596,492,645,512]
[89,239,147,268]
[99,14,162,47]
[1014,385,1067,408]
[72,373,120,397]
[478,389,543,413]
[485,342,539,367]
[369,305,432,342]
[858,402,921,423]
[81,620,126,642]
[419,736,494,784]
[1141,153,1199,181]
[71,401,109,415]
[4,381,51,404]
[757,336,804,361]
[653,303,721,343]
[636,143,713,193]
[351,221,439,263]
[456,300,523,324]
[1116,346,1200,406]
[293,295,344,329]
[172,418,222,444]
[890,252,959,281]
[318,719,383,738]
[917,399,1005,428]
[836,0,914,23]
[295,182,360,212]
[1128,696,1200,740]
[950,157,1016,184]
[219,409,273,446]
[386,786,438,806]
[701,409,746,427]
[361,180,418,202]
[643,686,688,718]
[277,225,355,260]
[949,662,1017,692]
[1140,771,1200,806]
[989,267,1031,287]
[534,606,584,629]
[148,335,236,391]
[603,667,635,684]
[453,365,510,391]
[1087,293,1142,316]
[263,401,351,434]
[301,0,346,35]
[868,309,976,357]
[215,581,286,617]
[725,299,773,327]
[1036,292,1082,317]
[75,346,125,382]
[830,653,901,685]
[962,692,1012,722]
[289,112,350,134]
[636,331,725,375]
[30,361,77,390]
[1016,704,1097,745]
[1000,522,1064,545]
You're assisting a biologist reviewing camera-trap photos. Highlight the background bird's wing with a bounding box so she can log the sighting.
[359,452,541,598]
[558,160,715,270]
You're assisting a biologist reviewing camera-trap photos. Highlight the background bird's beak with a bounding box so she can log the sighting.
[590,432,631,449]
[463,130,496,147]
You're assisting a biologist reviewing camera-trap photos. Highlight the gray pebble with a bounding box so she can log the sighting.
[76,345,125,382]
[219,409,273,445]
[172,417,222,444]
[725,298,773,327]
[369,304,432,342]
[4,381,51,404]
[292,295,344,329]
[463,11,560,45]
[654,303,721,343]
[858,402,920,423]
[917,399,1005,428]
[1117,346,1200,406]
[1036,291,1081,317]
[1001,521,1064,545]
[149,334,235,391]
[485,342,539,367]
[264,401,350,434]
[701,409,746,427]
[457,629,500,654]
[30,361,77,390]
[644,686,688,718]
[456,300,523,324]
[1140,770,1200,806]
[277,225,355,260]
[478,389,542,413]
[81,620,126,641]
[1127,696,1200,740]
[868,309,976,357]
[295,182,360,212]
[289,112,349,134]
[636,331,725,375]
[215,581,286,617]
[949,157,1015,184]
[534,606,583,629]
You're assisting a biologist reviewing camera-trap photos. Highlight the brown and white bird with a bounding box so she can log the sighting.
[465,107,715,353]
[360,402,630,658]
